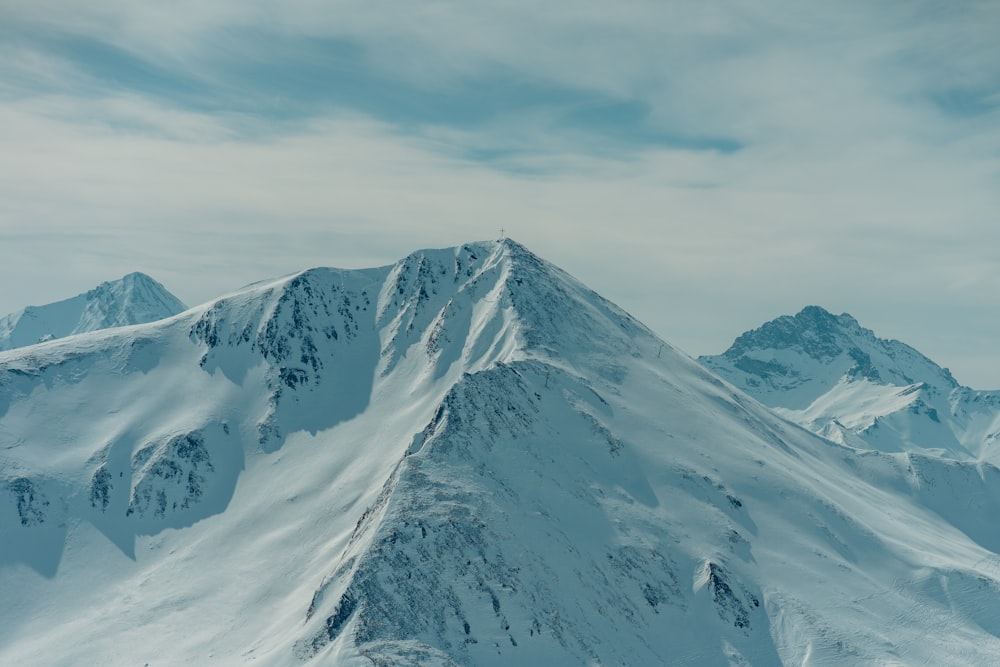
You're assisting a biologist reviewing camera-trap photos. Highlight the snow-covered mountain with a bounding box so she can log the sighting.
[5,244,1000,665]
[0,272,186,350]
[700,305,1000,460]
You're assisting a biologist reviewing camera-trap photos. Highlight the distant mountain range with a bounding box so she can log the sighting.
[4,243,1000,665]
[0,272,186,351]
[700,305,1000,460]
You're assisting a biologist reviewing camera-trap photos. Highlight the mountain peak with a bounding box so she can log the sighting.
[702,305,958,411]
[795,304,860,329]
[699,305,996,459]
[87,271,176,297]
[723,305,866,363]
[0,273,187,351]
[116,271,161,289]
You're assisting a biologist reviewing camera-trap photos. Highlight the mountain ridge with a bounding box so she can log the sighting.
[5,243,1000,664]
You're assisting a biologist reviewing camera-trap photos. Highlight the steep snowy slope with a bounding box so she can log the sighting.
[0,272,187,350]
[700,306,1000,460]
[5,244,1000,665]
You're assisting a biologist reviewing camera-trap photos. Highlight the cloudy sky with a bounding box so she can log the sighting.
[2,1,999,387]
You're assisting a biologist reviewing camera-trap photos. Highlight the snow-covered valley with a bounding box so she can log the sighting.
[4,242,1000,665]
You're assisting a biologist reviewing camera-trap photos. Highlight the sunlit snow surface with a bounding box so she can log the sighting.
[3,242,1000,665]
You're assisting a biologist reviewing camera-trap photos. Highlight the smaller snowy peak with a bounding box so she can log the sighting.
[0,273,187,351]
[724,306,866,363]
[80,272,188,330]
[701,306,1000,461]
[701,305,957,409]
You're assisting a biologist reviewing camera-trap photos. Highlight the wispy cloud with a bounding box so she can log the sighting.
[2,1,1000,386]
